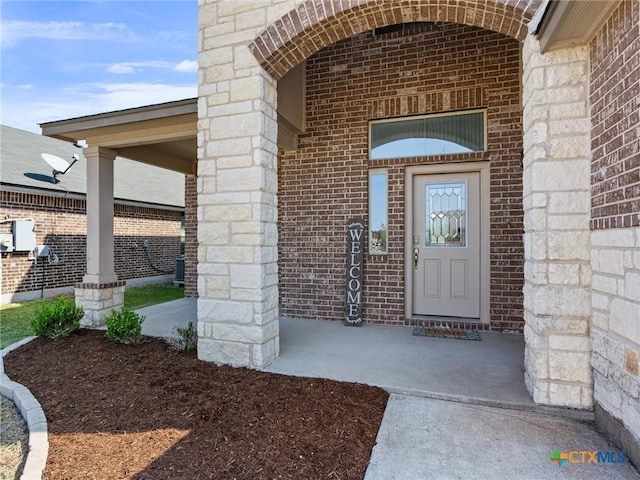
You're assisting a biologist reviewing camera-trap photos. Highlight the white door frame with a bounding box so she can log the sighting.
[404,161,490,323]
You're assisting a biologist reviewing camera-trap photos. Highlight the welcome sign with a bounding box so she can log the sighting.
[345,219,364,326]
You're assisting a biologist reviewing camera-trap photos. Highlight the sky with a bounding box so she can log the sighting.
[1,0,198,133]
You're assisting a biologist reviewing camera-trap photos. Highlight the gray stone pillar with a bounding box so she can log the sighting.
[522,36,593,409]
[197,1,282,368]
[75,146,124,326]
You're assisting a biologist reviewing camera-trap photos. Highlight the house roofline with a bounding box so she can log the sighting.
[1,183,185,212]
[40,98,197,139]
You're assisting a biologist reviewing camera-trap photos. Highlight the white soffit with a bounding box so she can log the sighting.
[537,0,622,53]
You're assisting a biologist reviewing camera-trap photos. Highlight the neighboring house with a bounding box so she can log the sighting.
[37,0,639,466]
[0,125,186,304]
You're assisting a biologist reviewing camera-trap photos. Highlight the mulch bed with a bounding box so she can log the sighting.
[4,330,388,480]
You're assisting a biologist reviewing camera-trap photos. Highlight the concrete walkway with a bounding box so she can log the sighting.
[136,297,195,338]
[365,395,637,480]
[138,299,639,479]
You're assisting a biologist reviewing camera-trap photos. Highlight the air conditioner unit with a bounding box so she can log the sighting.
[175,256,185,285]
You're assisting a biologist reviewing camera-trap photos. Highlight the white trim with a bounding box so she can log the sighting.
[404,161,490,323]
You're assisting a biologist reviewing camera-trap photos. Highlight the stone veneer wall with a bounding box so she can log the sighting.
[197,0,295,367]
[589,0,640,463]
[591,228,640,463]
[522,36,593,409]
[279,23,524,330]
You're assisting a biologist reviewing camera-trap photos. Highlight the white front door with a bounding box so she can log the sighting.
[412,172,481,318]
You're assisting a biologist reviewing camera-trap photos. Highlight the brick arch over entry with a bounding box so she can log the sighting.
[249,0,541,79]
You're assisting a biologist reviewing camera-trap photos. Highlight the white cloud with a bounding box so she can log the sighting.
[91,82,197,110]
[106,61,182,74]
[107,64,136,74]
[1,20,135,47]
[17,84,34,90]
[2,82,197,133]
[174,60,198,73]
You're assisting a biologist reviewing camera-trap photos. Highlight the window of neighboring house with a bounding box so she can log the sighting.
[369,109,486,160]
[369,170,388,254]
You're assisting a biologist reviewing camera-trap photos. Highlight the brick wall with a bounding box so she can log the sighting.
[278,23,523,330]
[184,174,198,297]
[590,0,640,229]
[1,190,182,298]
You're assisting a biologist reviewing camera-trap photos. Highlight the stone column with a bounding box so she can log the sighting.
[522,37,593,409]
[197,1,284,368]
[75,146,124,326]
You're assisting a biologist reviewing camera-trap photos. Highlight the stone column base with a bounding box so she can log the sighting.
[197,315,280,369]
[75,281,125,327]
[595,403,640,470]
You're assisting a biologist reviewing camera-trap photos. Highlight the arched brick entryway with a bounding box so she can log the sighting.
[198,0,594,411]
[249,0,541,79]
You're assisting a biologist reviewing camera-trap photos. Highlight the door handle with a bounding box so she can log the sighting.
[413,248,419,269]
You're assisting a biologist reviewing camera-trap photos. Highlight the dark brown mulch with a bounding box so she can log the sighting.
[4,329,388,480]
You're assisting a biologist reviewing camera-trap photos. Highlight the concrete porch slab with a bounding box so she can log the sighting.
[266,316,533,410]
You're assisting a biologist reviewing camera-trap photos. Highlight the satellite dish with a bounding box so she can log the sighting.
[41,153,70,172]
[41,153,80,183]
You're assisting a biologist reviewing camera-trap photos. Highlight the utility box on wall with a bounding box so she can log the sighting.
[0,233,14,252]
[13,219,36,252]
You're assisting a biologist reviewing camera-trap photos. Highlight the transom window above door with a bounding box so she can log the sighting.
[369,109,486,160]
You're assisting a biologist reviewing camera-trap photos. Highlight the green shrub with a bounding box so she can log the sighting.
[171,321,197,352]
[31,296,83,339]
[105,308,145,344]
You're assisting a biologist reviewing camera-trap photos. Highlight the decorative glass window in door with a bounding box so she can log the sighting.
[369,109,486,160]
[425,181,467,247]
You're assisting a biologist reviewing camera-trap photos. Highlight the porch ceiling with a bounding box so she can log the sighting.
[534,0,622,52]
[40,98,198,175]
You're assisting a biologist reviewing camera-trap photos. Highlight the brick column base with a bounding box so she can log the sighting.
[75,281,125,327]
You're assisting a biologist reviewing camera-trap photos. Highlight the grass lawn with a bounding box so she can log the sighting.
[0,395,28,479]
[0,284,184,349]
[123,283,184,310]
[0,298,57,350]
